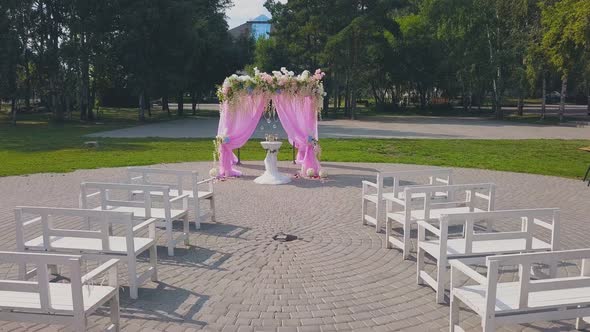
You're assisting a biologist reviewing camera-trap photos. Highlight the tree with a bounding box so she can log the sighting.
[541,0,590,122]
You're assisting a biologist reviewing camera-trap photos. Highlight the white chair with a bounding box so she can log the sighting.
[15,206,158,299]
[450,249,590,332]
[0,251,120,332]
[386,183,495,259]
[362,169,453,233]
[80,182,190,256]
[127,167,216,229]
[417,208,560,303]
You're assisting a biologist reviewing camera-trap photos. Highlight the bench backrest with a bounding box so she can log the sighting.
[0,251,84,314]
[485,249,590,312]
[80,182,171,218]
[15,206,137,253]
[377,169,453,198]
[440,208,560,255]
[127,167,198,193]
[406,183,495,217]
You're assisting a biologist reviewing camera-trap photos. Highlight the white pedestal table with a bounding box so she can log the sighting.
[254,141,291,185]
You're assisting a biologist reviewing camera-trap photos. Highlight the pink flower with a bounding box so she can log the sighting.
[313,69,325,81]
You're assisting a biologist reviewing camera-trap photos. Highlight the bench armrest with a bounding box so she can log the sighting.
[449,259,488,286]
[362,180,378,188]
[81,259,119,285]
[132,218,158,233]
[417,220,441,237]
[85,191,101,199]
[170,193,190,203]
[22,216,42,227]
[197,178,215,185]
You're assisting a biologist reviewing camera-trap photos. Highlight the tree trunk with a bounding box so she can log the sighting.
[461,81,468,112]
[418,84,426,110]
[147,94,152,117]
[322,85,329,118]
[336,86,341,112]
[586,83,589,116]
[139,93,146,121]
[162,94,170,116]
[50,77,63,121]
[11,97,17,125]
[81,48,91,121]
[24,57,31,111]
[517,90,524,116]
[486,24,503,120]
[559,74,567,123]
[350,87,356,120]
[191,91,197,115]
[78,32,90,121]
[66,94,72,120]
[541,72,546,120]
[177,92,184,116]
[344,82,350,118]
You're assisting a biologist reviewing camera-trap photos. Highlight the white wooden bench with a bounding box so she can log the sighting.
[386,183,495,259]
[450,249,590,331]
[417,208,560,303]
[0,251,120,332]
[127,167,216,229]
[15,206,158,300]
[80,182,190,256]
[362,169,453,233]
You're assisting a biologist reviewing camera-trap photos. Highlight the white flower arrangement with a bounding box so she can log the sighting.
[217,68,327,113]
[209,168,219,178]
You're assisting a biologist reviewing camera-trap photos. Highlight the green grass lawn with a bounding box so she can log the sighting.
[1,116,589,178]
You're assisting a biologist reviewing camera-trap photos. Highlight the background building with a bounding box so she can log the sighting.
[229,15,271,40]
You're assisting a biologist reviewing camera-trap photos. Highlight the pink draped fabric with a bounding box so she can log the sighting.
[217,94,267,177]
[272,94,321,175]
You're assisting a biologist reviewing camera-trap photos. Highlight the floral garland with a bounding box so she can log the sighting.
[217,67,327,112]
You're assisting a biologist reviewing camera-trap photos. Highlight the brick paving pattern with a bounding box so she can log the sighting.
[0,161,589,331]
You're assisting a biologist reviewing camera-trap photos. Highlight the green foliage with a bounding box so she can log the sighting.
[541,0,590,76]
[2,0,237,122]
[258,0,590,119]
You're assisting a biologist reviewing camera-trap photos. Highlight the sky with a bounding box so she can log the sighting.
[226,0,286,29]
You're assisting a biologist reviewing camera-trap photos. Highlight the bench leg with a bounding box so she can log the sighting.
[150,245,158,282]
[183,215,190,246]
[576,316,589,330]
[167,218,174,257]
[436,255,447,304]
[110,292,120,332]
[385,219,392,249]
[417,246,425,285]
[128,257,138,300]
[375,200,381,233]
[70,316,86,332]
[482,316,495,332]
[402,221,411,260]
[361,196,367,225]
[449,292,460,332]
[210,196,216,223]
[193,197,201,230]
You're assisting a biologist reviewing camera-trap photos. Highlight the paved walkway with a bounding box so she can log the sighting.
[87,116,590,140]
[1,162,590,331]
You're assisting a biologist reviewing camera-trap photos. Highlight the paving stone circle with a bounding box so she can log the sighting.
[0,161,589,331]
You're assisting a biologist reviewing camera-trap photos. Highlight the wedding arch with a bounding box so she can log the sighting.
[214,68,326,178]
